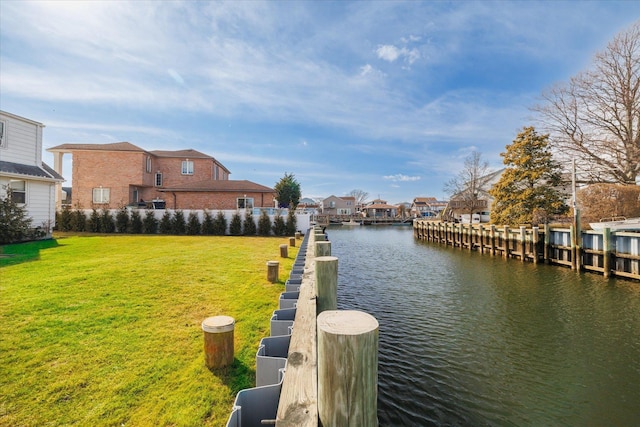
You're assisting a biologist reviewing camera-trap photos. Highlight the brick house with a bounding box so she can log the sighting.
[47,142,275,210]
[0,111,64,235]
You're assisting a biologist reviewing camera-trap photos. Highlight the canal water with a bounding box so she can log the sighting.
[328,226,640,426]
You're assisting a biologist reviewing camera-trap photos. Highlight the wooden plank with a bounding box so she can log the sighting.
[276,232,318,427]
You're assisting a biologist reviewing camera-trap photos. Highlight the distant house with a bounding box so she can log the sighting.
[321,195,356,215]
[47,142,275,210]
[362,198,397,218]
[296,197,319,215]
[411,197,448,218]
[0,111,64,235]
[445,169,505,222]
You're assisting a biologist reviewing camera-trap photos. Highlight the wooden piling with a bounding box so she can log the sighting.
[315,241,331,257]
[315,256,338,314]
[267,260,279,283]
[603,228,611,278]
[532,227,539,264]
[280,244,289,258]
[201,316,235,369]
[289,236,296,247]
[317,310,379,427]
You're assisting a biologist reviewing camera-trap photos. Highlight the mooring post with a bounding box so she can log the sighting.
[532,226,540,264]
[490,225,496,256]
[468,224,473,251]
[570,225,577,270]
[544,223,551,263]
[315,240,331,257]
[503,226,510,259]
[201,316,235,369]
[520,226,526,262]
[289,236,296,247]
[315,256,338,314]
[280,244,289,258]
[478,225,484,253]
[603,228,611,278]
[267,260,279,283]
[317,310,379,427]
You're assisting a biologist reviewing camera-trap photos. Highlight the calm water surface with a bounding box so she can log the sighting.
[328,226,640,427]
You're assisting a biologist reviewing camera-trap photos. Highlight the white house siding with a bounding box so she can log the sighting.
[0,112,42,166]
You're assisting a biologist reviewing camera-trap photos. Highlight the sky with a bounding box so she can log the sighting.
[1,1,639,204]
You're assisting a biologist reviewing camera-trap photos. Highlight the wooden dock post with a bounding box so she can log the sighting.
[317,310,379,427]
[478,225,484,253]
[315,241,331,257]
[544,223,551,263]
[503,226,510,259]
[289,236,296,247]
[267,261,279,283]
[520,226,526,262]
[489,225,496,256]
[532,227,539,264]
[468,224,473,251]
[316,256,338,314]
[280,244,289,258]
[570,225,577,270]
[603,228,611,278]
[201,316,235,369]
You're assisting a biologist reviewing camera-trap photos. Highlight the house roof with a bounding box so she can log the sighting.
[47,142,146,153]
[0,110,45,127]
[414,197,438,203]
[0,160,64,181]
[158,179,274,193]
[149,149,213,159]
[363,203,397,210]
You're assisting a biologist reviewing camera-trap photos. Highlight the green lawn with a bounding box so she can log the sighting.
[0,234,297,427]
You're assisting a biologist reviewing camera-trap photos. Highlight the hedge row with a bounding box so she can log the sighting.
[55,207,297,236]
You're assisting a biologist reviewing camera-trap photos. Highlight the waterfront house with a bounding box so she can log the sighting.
[0,111,64,235]
[47,142,276,210]
[321,195,356,215]
[411,197,448,218]
[362,201,398,218]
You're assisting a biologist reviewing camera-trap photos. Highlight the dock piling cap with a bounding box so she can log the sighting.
[201,315,235,333]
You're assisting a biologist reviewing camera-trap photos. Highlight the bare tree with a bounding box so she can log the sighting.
[535,21,640,185]
[348,189,369,206]
[443,151,492,218]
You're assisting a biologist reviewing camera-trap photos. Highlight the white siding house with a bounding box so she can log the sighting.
[0,111,64,236]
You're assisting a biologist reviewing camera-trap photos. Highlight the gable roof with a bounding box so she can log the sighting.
[0,160,64,181]
[158,179,273,193]
[48,142,145,153]
[149,149,212,159]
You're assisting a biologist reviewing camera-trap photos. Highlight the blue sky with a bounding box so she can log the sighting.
[1,1,638,204]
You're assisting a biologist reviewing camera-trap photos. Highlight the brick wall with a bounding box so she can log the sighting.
[164,191,275,210]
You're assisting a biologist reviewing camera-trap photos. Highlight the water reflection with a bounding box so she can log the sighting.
[329,226,640,426]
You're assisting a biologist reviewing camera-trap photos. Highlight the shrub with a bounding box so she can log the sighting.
[213,211,227,235]
[143,211,159,234]
[286,209,297,235]
[88,209,101,232]
[70,209,86,232]
[0,191,33,244]
[159,211,173,234]
[172,210,186,235]
[130,210,143,234]
[100,209,116,233]
[57,205,73,231]
[243,211,256,236]
[116,207,130,233]
[272,212,286,236]
[258,210,272,236]
[202,210,215,235]
[187,212,201,235]
[229,213,242,236]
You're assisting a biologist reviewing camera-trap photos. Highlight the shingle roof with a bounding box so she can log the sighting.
[149,149,212,159]
[47,142,145,152]
[0,160,64,181]
[158,179,274,193]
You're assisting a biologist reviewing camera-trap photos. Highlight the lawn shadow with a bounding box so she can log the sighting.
[208,357,256,395]
[0,238,61,267]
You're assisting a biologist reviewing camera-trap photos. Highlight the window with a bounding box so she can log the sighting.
[237,197,254,209]
[9,180,26,204]
[92,187,110,204]
[329,201,336,208]
[182,160,194,175]
[0,120,5,148]
[155,172,163,187]
[146,156,152,173]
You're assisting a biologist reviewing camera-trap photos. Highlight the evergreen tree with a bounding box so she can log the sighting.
[0,190,33,244]
[186,212,201,235]
[285,209,297,235]
[57,205,72,231]
[115,207,130,233]
[100,209,116,233]
[130,210,143,234]
[229,213,242,235]
[143,210,159,234]
[213,211,227,235]
[272,212,286,236]
[489,126,569,225]
[202,210,215,235]
[159,211,173,234]
[243,211,256,236]
[258,210,272,236]
[274,172,301,209]
[172,210,186,234]
[70,209,87,232]
[88,209,101,232]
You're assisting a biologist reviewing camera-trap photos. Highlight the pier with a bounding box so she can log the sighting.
[413,220,640,281]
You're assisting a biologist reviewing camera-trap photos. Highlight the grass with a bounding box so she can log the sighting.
[0,233,297,427]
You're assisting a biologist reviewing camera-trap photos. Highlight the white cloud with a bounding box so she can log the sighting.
[376,45,401,62]
[383,174,422,182]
